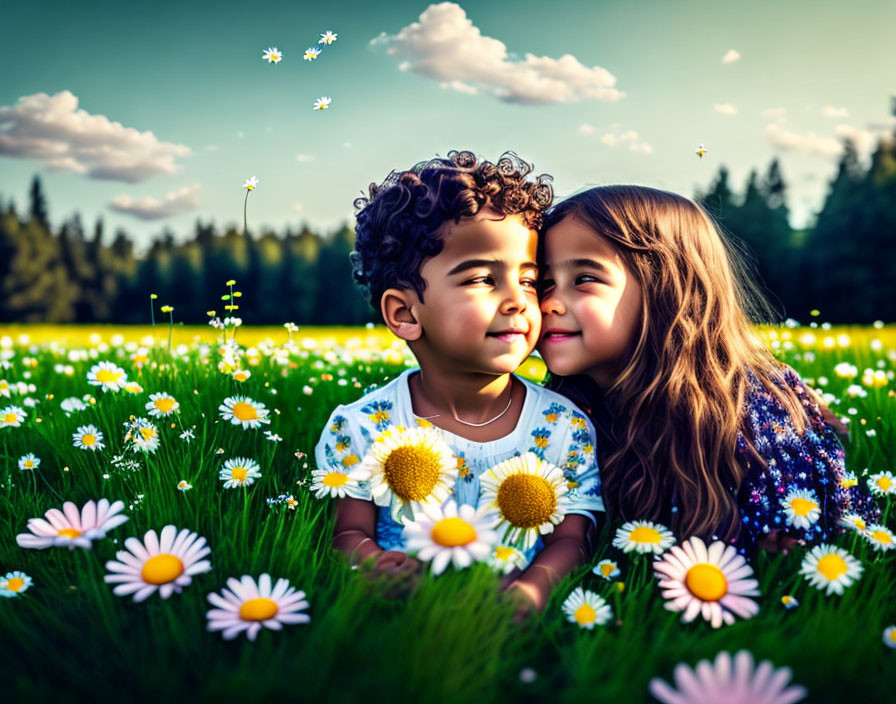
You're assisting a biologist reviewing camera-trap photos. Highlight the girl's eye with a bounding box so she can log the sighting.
[576,274,601,285]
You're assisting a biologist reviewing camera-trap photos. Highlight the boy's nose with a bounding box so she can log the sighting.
[539,294,565,316]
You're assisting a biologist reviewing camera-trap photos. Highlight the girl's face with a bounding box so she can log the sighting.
[537,215,642,389]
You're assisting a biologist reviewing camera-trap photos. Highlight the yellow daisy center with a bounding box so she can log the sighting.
[890,630,896,643]
[232,402,258,421]
[628,526,662,544]
[382,445,442,502]
[872,530,892,545]
[4,413,16,423]
[494,546,515,561]
[430,517,477,547]
[854,519,866,531]
[141,554,185,584]
[842,478,857,488]
[497,474,557,528]
[233,372,248,381]
[685,563,728,601]
[81,434,96,446]
[876,477,892,491]
[58,528,82,539]
[154,398,176,413]
[95,369,120,383]
[600,563,617,578]
[24,460,34,468]
[816,554,848,581]
[239,597,279,621]
[6,577,25,592]
[789,497,818,516]
[139,427,155,441]
[323,472,349,488]
[231,466,248,481]
[574,604,596,625]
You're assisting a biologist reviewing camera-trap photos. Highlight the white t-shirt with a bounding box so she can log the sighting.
[314,368,605,562]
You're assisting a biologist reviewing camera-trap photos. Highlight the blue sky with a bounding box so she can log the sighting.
[1,0,893,253]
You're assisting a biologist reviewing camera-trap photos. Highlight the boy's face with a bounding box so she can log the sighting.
[408,210,541,375]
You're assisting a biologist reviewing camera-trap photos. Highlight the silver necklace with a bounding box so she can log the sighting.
[415,373,514,427]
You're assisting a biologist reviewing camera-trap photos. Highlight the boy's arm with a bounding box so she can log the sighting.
[333,497,383,565]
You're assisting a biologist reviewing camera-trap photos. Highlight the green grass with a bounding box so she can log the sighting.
[0,324,894,703]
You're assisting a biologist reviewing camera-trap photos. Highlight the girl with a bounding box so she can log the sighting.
[536,185,878,555]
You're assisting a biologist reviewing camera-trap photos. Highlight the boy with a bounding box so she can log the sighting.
[313,150,604,616]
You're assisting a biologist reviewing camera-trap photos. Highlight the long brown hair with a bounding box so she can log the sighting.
[542,185,809,541]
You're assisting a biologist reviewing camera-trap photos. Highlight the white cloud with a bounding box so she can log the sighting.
[108,184,200,220]
[577,123,595,136]
[373,3,624,104]
[761,107,787,121]
[343,141,352,148]
[0,91,191,183]
[296,153,316,162]
[600,129,652,154]
[821,105,849,118]
[205,144,219,152]
[292,203,304,213]
[834,123,891,157]
[714,103,738,116]
[764,123,841,157]
[721,49,741,64]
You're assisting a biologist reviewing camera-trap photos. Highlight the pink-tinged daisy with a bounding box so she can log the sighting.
[261,47,282,64]
[0,571,33,597]
[206,573,310,641]
[799,544,863,595]
[312,96,332,110]
[145,392,179,418]
[863,523,895,552]
[612,520,676,555]
[104,525,212,602]
[1,404,27,428]
[562,587,612,629]
[780,488,820,530]
[593,558,620,580]
[303,47,321,61]
[402,499,499,576]
[16,498,128,550]
[219,395,270,429]
[649,650,807,704]
[318,30,337,45]
[653,536,760,628]
[86,361,128,392]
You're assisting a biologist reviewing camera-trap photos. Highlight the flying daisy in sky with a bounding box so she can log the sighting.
[0,404,26,428]
[863,523,895,552]
[261,47,282,63]
[402,499,499,576]
[653,536,761,628]
[562,587,612,629]
[219,457,262,489]
[612,520,676,555]
[145,392,179,418]
[354,425,457,523]
[72,424,105,451]
[219,395,271,429]
[104,525,212,602]
[867,471,895,497]
[309,466,364,499]
[780,488,821,530]
[318,30,337,45]
[18,453,40,471]
[303,47,321,61]
[695,143,708,158]
[313,96,332,110]
[206,573,310,641]
[593,558,621,580]
[799,544,863,595]
[0,571,33,597]
[86,361,128,392]
[479,452,570,551]
[649,650,807,704]
[16,498,128,550]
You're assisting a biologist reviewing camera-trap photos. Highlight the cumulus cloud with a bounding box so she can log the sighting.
[108,184,200,220]
[721,49,741,63]
[821,105,849,118]
[761,107,787,121]
[292,203,304,213]
[372,2,624,104]
[0,91,191,183]
[296,153,316,162]
[600,129,652,154]
[714,103,738,116]
[764,123,841,157]
[834,123,892,156]
[577,123,595,136]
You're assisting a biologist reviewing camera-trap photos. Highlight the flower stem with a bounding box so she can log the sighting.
[243,189,250,237]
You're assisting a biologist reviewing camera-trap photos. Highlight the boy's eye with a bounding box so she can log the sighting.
[576,274,601,285]
[521,279,538,290]
[465,276,494,285]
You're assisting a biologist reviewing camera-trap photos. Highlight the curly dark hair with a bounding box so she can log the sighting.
[350,150,553,315]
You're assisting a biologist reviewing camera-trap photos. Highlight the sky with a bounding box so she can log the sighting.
[1,0,894,254]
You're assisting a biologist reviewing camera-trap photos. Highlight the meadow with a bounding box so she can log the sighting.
[0,318,894,703]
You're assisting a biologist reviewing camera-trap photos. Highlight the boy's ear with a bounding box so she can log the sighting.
[381,288,422,341]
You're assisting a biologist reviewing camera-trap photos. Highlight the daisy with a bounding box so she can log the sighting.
[799,544,863,595]
[73,424,105,451]
[562,587,612,629]
[867,471,896,497]
[145,392,179,418]
[310,466,364,499]
[104,525,212,602]
[649,650,808,704]
[86,361,128,392]
[319,30,337,45]
[653,536,761,628]
[16,498,128,550]
[883,626,896,649]
[0,378,10,397]
[180,429,195,442]
[1,404,26,428]
[487,545,527,574]
[124,382,144,394]
[695,143,708,158]
[242,176,259,191]
[479,452,570,550]
[264,431,283,443]
[781,595,799,609]
[206,573,310,641]
[0,571,33,597]
[219,395,270,429]
[125,418,160,453]
[612,520,676,555]
[60,397,87,413]
[354,425,458,522]
[780,488,821,529]
[177,480,192,492]
[261,47,282,63]
[840,512,868,534]
[312,96,332,110]
[18,453,40,471]
[402,499,499,576]
[593,558,621,580]
[232,369,251,382]
[219,457,262,489]
[303,47,321,61]
[863,523,895,552]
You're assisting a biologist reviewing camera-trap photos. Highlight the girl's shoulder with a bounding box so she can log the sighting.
[520,375,593,429]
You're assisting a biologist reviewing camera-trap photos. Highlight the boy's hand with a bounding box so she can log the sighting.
[501,580,541,623]
[358,550,423,598]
